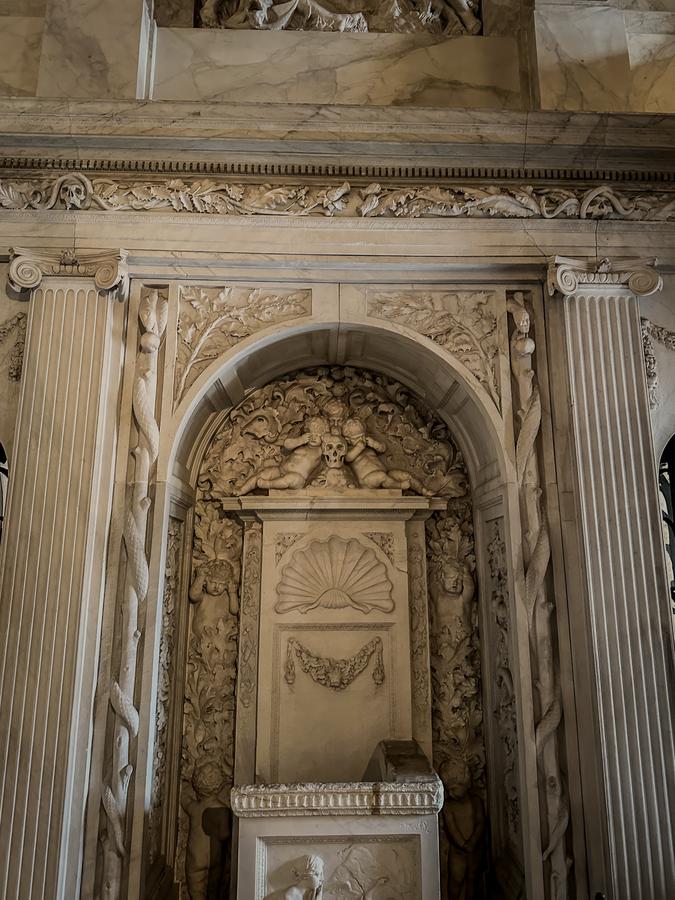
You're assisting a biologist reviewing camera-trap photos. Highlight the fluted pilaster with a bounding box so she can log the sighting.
[0,249,128,900]
[548,255,675,900]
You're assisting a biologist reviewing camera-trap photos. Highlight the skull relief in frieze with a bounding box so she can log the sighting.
[199,366,469,499]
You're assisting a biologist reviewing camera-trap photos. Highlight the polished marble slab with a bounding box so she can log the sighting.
[0,16,43,96]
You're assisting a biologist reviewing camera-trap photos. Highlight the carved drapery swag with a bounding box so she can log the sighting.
[507,291,569,896]
[284,636,385,690]
[199,0,482,35]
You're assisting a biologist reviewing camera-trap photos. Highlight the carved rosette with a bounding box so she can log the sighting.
[8,246,130,298]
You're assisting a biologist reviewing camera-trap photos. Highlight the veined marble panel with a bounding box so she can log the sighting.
[153,28,522,107]
[535,5,631,111]
[0,16,42,97]
[628,31,675,110]
[0,0,45,12]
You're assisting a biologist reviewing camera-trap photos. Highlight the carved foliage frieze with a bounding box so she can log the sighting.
[0,312,26,382]
[367,289,500,406]
[3,173,675,222]
[199,366,468,501]
[276,536,394,614]
[641,317,675,410]
[175,285,311,403]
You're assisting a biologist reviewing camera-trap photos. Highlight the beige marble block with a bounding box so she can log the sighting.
[153,28,522,108]
[535,5,632,111]
[0,16,43,97]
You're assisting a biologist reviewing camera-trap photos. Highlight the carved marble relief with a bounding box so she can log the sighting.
[0,312,26,382]
[174,285,311,403]
[276,536,394,614]
[367,290,500,407]
[507,291,569,895]
[284,635,386,690]
[426,506,487,899]
[199,366,468,501]
[6,172,675,221]
[488,518,520,849]
[199,0,482,35]
[177,501,242,898]
[149,516,184,867]
[641,317,675,409]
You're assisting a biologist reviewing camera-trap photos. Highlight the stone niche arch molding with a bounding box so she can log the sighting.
[92,278,577,900]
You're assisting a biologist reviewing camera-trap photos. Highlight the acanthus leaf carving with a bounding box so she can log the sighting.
[276,536,394,615]
[0,312,27,381]
[174,285,311,403]
[284,636,385,690]
[4,173,675,223]
[367,289,500,407]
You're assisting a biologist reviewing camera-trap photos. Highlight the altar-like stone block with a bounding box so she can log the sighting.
[234,494,438,784]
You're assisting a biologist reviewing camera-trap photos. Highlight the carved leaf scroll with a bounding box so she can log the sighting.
[175,285,311,403]
[0,312,26,382]
[367,290,500,406]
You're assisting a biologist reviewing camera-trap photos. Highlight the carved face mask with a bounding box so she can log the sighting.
[322,435,347,469]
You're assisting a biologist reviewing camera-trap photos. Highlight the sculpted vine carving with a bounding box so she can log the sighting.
[408,531,431,742]
[100,288,168,900]
[149,517,183,866]
[0,312,26,381]
[199,366,468,501]
[488,519,519,846]
[175,285,311,402]
[276,536,394,614]
[367,290,499,406]
[284,636,385,690]
[426,507,486,899]
[641,317,675,409]
[507,291,568,896]
[179,501,242,899]
[4,173,675,222]
[200,0,481,34]
[364,531,395,564]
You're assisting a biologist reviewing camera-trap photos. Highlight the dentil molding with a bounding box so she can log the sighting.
[231,778,444,817]
[8,247,130,298]
[547,256,663,298]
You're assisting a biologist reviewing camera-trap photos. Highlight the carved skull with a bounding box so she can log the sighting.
[59,178,87,210]
[322,434,347,469]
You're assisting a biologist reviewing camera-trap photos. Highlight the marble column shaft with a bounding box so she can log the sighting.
[550,257,675,900]
[0,260,126,900]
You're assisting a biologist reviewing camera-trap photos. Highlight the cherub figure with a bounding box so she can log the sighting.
[342,418,430,495]
[239,417,328,493]
[439,757,485,900]
[182,760,232,900]
[432,555,475,636]
[189,556,240,626]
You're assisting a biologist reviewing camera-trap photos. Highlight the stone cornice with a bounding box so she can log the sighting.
[230,778,443,817]
[546,256,663,298]
[2,173,675,222]
[8,247,130,298]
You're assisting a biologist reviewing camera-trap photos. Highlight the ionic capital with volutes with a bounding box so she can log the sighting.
[546,255,663,299]
[8,246,130,298]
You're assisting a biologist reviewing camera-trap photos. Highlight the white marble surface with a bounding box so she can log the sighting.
[535,6,632,111]
[153,28,522,108]
[0,16,43,96]
[37,0,149,99]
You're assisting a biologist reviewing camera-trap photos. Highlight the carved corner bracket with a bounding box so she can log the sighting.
[546,255,663,298]
[8,247,130,298]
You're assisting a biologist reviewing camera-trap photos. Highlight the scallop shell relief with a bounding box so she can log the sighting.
[275,536,394,614]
